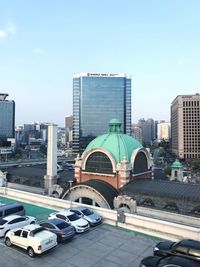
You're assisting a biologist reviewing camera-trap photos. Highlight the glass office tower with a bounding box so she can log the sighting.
[73,73,131,153]
[0,94,15,146]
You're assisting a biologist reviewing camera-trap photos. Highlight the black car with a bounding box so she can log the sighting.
[140,255,200,267]
[154,239,200,261]
[40,218,76,242]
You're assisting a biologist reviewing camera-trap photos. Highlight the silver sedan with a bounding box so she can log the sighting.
[69,207,102,226]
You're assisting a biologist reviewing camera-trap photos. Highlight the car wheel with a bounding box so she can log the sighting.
[27,247,35,257]
[5,237,12,247]
[30,221,35,224]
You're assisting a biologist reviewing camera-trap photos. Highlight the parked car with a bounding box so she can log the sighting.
[48,210,90,233]
[0,203,25,220]
[40,218,76,242]
[0,214,36,237]
[140,255,199,267]
[69,207,102,226]
[5,224,57,257]
[154,239,200,261]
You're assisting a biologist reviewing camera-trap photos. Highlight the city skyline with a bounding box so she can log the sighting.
[1,1,200,126]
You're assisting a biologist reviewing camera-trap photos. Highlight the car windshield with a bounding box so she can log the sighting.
[56,221,70,229]
[68,213,80,221]
[82,209,94,216]
[0,219,7,225]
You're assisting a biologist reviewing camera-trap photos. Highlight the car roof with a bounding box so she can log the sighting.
[44,218,65,225]
[21,224,41,231]
[71,207,90,212]
[3,214,22,221]
[58,210,74,216]
[179,239,200,249]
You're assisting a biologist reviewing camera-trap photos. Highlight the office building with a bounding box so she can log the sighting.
[132,124,143,144]
[171,94,200,159]
[0,93,15,146]
[157,121,171,142]
[138,118,155,146]
[73,73,131,153]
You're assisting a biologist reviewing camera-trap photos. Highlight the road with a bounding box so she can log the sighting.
[0,157,74,168]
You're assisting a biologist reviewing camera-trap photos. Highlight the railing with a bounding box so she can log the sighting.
[0,187,200,241]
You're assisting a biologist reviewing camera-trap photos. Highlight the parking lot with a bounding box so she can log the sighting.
[0,195,159,267]
[0,223,159,267]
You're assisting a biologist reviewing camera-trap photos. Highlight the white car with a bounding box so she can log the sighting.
[69,207,102,226]
[0,215,36,237]
[5,224,57,257]
[48,210,90,233]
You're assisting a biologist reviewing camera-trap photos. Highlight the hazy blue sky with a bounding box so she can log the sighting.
[0,0,200,126]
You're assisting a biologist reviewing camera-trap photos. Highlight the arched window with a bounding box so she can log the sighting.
[85,152,113,174]
[164,202,179,213]
[189,206,200,217]
[140,198,155,207]
[133,152,148,174]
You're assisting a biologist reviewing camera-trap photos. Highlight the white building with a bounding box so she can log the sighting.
[157,122,171,142]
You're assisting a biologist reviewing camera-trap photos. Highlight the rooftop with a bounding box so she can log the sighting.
[120,179,200,202]
[73,72,130,78]
[171,159,183,169]
[84,119,142,164]
[0,195,158,267]
[0,93,9,101]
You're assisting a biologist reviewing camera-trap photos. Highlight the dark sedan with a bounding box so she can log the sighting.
[154,239,200,261]
[140,255,200,267]
[40,218,76,242]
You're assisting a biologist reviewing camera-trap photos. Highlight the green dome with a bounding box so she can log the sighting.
[84,119,143,164]
[171,159,183,169]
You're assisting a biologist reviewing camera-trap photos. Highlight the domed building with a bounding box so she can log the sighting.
[62,119,152,209]
[75,118,152,189]
[62,119,200,215]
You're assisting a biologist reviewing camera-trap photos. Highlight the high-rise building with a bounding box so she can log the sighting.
[65,115,73,146]
[0,93,15,145]
[157,121,171,142]
[132,124,143,144]
[73,73,131,153]
[138,118,155,146]
[171,94,200,159]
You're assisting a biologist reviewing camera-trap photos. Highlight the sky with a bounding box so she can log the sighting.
[0,0,200,126]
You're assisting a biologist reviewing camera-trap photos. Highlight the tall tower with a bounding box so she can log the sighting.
[44,124,57,194]
[72,73,131,153]
[171,94,200,159]
[0,93,15,145]
[65,115,73,146]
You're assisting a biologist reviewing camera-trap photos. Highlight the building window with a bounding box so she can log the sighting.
[85,152,113,174]
[140,198,155,207]
[189,206,200,217]
[133,152,148,174]
[164,202,179,213]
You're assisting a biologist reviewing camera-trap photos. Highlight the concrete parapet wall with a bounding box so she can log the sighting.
[124,213,200,241]
[137,206,200,228]
[0,187,200,241]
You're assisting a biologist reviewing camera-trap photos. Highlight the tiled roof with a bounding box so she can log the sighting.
[120,179,200,202]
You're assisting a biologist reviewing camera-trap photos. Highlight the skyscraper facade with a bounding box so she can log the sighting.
[73,73,131,153]
[0,94,15,145]
[171,94,200,159]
